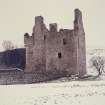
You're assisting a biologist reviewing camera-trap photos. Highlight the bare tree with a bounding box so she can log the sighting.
[90,56,105,77]
[2,40,14,51]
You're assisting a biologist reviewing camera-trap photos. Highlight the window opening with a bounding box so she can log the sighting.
[58,52,62,59]
[63,38,67,45]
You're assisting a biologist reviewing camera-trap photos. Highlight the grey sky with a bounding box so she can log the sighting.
[0,0,105,50]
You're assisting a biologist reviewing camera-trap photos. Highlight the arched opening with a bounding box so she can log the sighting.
[44,35,46,40]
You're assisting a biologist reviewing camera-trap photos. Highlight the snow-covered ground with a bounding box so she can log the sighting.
[0,81,105,105]
[0,49,105,105]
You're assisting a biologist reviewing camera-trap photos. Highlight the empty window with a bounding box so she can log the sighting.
[63,38,67,45]
[58,52,62,59]
[78,38,79,48]
[44,35,46,40]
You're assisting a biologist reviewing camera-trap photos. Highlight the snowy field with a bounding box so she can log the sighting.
[0,80,105,105]
[0,49,105,105]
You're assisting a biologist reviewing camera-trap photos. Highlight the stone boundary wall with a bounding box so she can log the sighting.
[0,71,66,85]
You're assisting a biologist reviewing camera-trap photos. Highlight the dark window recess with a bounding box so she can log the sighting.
[78,38,79,48]
[32,33,34,36]
[58,52,62,59]
[63,38,67,45]
[44,35,46,40]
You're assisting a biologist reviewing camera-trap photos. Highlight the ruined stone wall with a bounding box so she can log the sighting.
[24,9,86,77]
[74,9,86,76]
[46,26,77,76]
[24,33,34,71]
[0,71,65,85]
[32,16,47,72]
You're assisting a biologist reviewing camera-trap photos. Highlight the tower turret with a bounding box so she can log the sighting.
[74,9,86,77]
[74,9,84,32]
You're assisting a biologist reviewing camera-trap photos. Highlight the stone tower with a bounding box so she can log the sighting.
[24,9,86,77]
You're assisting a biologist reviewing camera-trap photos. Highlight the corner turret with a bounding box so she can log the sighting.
[24,33,33,47]
[74,9,84,31]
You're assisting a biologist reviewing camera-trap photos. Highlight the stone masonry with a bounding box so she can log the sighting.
[24,9,86,77]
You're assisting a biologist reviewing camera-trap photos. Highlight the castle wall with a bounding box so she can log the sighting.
[0,70,66,85]
[46,23,60,73]
[32,16,46,72]
[24,9,86,77]
[74,9,86,76]
[24,33,34,72]
[59,29,76,74]
[46,27,78,76]
[25,16,49,72]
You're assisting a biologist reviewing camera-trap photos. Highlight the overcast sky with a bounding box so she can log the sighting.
[0,0,105,51]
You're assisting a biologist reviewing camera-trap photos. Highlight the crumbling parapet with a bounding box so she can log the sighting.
[24,33,33,47]
[74,9,84,31]
[49,23,58,32]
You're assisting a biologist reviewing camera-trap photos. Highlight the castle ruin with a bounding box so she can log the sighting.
[24,9,86,77]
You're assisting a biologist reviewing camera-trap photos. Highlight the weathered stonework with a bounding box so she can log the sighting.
[24,9,86,77]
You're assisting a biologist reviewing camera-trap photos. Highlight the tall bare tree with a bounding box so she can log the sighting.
[2,40,14,51]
